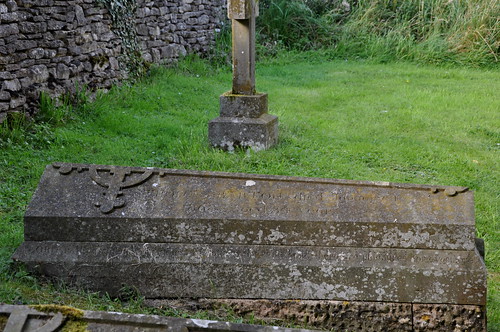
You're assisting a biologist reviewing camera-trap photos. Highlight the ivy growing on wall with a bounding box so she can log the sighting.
[96,0,149,79]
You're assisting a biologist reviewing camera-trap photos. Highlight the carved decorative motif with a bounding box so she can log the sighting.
[52,163,153,214]
[89,165,153,214]
[0,305,65,332]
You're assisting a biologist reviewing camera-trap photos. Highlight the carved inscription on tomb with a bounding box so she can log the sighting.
[146,176,469,224]
[48,163,470,224]
[23,241,476,269]
[17,163,485,305]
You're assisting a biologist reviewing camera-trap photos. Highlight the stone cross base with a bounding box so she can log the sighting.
[209,92,278,151]
[145,299,487,331]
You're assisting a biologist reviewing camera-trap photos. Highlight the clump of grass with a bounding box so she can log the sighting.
[0,112,29,143]
[37,92,71,125]
[207,25,232,68]
[0,83,93,147]
[256,0,499,66]
[332,0,499,65]
[258,0,336,51]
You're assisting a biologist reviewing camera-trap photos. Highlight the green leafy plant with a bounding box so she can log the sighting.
[37,92,70,125]
[0,112,28,143]
[334,0,500,66]
[96,0,149,79]
[258,0,335,50]
[207,25,232,68]
[255,0,499,66]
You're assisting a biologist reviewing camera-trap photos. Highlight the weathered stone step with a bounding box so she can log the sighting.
[13,241,486,304]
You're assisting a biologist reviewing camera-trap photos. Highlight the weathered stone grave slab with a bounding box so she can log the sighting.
[13,163,486,306]
[0,304,318,332]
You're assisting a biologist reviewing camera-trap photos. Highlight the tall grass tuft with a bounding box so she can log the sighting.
[334,0,499,65]
[256,0,499,66]
[258,0,336,51]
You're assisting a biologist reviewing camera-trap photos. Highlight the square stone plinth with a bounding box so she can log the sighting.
[220,92,268,118]
[209,113,278,150]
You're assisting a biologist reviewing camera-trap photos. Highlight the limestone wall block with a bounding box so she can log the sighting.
[0,23,19,38]
[6,1,18,12]
[19,22,47,34]
[10,96,26,109]
[2,79,21,92]
[0,91,11,101]
[0,103,9,112]
[0,12,19,23]
[29,65,49,83]
[28,48,45,60]
[47,20,67,31]
[0,72,14,80]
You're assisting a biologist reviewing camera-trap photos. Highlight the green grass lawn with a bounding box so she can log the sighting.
[1,56,499,329]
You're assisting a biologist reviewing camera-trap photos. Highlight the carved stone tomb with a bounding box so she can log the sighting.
[12,163,487,330]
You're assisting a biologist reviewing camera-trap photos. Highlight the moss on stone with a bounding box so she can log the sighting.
[0,314,8,330]
[30,305,88,331]
[90,55,109,67]
[30,304,84,319]
[60,320,89,332]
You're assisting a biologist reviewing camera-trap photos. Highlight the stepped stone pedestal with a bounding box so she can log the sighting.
[12,163,487,330]
[209,92,278,151]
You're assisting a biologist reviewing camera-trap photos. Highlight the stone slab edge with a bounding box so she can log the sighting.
[147,299,487,332]
[12,241,487,304]
[23,162,478,250]
[0,304,319,332]
[46,162,470,194]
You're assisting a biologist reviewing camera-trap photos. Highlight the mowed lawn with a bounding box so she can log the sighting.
[1,57,499,329]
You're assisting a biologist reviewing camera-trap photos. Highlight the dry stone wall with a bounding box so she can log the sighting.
[0,0,225,123]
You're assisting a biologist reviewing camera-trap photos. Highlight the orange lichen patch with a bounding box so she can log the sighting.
[421,314,431,321]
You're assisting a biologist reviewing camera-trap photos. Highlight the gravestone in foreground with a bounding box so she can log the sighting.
[12,163,487,330]
[208,0,278,151]
[0,304,317,332]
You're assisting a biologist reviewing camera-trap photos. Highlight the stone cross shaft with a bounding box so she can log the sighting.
[229,0,258,95]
